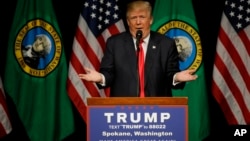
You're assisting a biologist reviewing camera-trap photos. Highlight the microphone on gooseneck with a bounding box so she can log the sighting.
[136,30,143,51]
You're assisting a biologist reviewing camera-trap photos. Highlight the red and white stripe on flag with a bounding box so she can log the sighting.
[0,77,12,138]
[67,0,125,122]
[212,0,250,124]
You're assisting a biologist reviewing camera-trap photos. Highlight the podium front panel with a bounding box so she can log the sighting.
[87,97,188,141]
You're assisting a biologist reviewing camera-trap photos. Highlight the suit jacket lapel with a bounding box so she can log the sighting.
[123,33,138,80]
[145,33,158,86]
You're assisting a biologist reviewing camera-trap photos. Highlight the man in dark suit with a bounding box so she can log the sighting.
[79,0,197,97]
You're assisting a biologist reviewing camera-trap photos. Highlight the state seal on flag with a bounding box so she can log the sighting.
[15,19,62,77]
[157,20,202,71]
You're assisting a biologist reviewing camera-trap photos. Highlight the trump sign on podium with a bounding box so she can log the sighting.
[87,97,188,141]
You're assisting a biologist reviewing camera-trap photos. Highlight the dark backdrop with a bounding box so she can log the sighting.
[0,0,227,140]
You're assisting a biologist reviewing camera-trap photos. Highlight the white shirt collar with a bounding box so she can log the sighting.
[133,34,150,48]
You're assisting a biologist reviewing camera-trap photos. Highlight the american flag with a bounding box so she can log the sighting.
[67,0,125,121]
[212,0,250,124]
[0,76,12,138]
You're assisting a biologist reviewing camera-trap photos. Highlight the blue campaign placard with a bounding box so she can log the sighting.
[87,105,188,141]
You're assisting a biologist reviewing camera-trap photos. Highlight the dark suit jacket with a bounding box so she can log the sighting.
[98,31,184,97]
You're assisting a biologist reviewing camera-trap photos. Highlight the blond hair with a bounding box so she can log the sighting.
[126,1,152,18]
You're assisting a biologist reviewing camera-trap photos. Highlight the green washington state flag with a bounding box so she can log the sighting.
[3,0,75,140]
[151,0,210,141]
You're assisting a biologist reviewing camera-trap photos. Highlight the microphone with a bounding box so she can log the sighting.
[136,30,143,51]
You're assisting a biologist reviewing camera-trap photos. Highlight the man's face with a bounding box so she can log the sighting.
[32,37,45,53]
[126,8,153,39]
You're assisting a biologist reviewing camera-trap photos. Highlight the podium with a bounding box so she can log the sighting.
[87,97,188,141]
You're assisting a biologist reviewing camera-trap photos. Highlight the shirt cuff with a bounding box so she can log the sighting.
[172,73,180,86]
[99,73,106,86]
